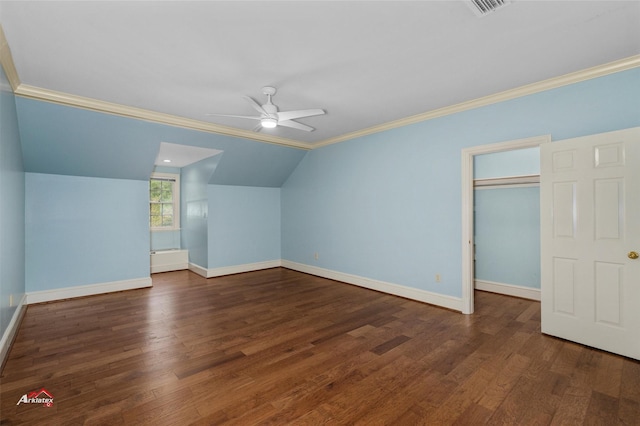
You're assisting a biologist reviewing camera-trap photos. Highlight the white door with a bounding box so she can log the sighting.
[540,127,640,360]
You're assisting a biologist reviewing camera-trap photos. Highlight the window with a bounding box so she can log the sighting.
[150,173,180,230]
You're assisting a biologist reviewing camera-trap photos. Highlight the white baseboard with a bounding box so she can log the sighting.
[151,262,189,274]
[150,249,189,273]
[208,260,282,277]
[190,260,282,278]
[282,260,463,312]
[475,279,541,301]
[188,262,209,278]
[1,293,27,369]
[26,277,153,305]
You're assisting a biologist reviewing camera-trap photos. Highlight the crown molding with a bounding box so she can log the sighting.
[14,84,312,150]
[5,35,638,152]
[313,55,640,148]
[0,24,21,91]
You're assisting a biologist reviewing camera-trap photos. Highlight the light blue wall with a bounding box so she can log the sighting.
[473,147,541,288]
[25,173,150,291]
[281,68,640,299]
[181,156,220,268]
[474,186,540,288]
[474,147,540,179]
[208,185,281,268]
[17,99,158,180]
[150,231,181,251]
[16,97,307,186]
[0,64,25,338]
[15,95,306,285]
[9,66,640,302]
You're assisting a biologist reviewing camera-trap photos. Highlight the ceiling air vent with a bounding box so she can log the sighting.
[467,0,511,17]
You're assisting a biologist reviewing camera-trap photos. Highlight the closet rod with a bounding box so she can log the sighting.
[474,174,539,188]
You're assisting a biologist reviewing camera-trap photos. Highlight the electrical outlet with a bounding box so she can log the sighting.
[435,274,441,283]
[314,252,319,261]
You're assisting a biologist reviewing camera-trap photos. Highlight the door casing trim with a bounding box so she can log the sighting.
[461,135,551,314]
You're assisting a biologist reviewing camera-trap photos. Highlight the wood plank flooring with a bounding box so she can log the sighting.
[1,268,638,425]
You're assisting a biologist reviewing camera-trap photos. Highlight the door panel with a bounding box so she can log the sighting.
[594,179,622,239]
[552,182,576,239]
[541,127,639,360]
[552,257,576,316]
[594,261,623,326]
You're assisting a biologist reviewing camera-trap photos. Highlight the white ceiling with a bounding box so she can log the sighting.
[154,142,222,168]
[1,1,639,146]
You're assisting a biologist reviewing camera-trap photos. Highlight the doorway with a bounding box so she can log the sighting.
[461,135,550,314]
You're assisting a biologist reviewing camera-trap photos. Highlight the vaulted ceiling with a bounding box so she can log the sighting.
[1,1,638,149]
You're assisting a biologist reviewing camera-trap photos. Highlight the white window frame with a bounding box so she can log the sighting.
[150,172,180,231]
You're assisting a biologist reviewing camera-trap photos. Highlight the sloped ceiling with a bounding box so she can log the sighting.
[2,1,639,148]
[154,143,222,168]
[16,97,306,185]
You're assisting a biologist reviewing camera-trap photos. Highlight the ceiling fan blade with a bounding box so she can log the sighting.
[243,96,268,115]
[205,113,261,121]
[278,119,315,132]
[277,109,325,122]
[252,123,263,133]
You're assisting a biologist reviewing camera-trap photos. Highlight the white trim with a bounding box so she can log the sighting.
[0,24,21,91]
[282,260,462,312]
[0,293,27,368]
[475,280,541,301]
[26,277,152,305]
[315,55,640,148]
[2,33,636,151]
[150,249,189,274]
[190,260,282,278]
[14,84,310,150]
[188,262,209,278]
[475,183,539,190]
[151,262,189,274]
[461,135,551,314]
[474,174,540,187]
[207,260,282,277]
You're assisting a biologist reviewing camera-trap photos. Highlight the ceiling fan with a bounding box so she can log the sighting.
[206,86,325,132]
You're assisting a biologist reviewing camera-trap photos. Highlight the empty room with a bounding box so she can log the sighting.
[0,1,639,424]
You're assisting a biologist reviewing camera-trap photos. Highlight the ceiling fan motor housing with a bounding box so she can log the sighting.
[262,86,278,119]
[262,103,278,118]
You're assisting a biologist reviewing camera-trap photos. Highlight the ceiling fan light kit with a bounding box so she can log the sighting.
[207,86,325,132]
[260,117,278,128]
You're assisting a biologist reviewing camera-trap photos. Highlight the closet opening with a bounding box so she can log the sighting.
[460,135,550,314]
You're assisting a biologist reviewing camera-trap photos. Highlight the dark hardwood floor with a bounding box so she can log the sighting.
[1,268,638,425]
